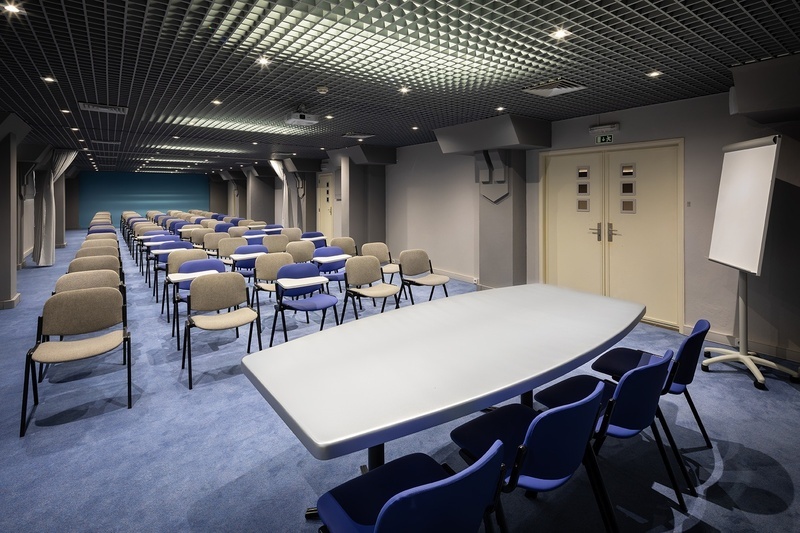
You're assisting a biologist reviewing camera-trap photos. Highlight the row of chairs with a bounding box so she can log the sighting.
[21,212,132,437]
[314,320,713,532]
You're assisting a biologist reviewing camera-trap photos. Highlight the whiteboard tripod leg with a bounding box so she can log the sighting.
[702,347,799,389]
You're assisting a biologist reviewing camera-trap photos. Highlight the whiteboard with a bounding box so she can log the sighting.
[708,136,780,275]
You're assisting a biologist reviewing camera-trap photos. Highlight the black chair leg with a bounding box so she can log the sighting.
[443,283,449,297]
[126,338,132,408]
[186,328,193,390]
[319,309,327,331]
[582,443,619,532]
[20,355,34,437]
[429,286,435,301]
[650,421,687,512]
[656,407,697,496]
[270,308,280,347]
[684,390,712,449]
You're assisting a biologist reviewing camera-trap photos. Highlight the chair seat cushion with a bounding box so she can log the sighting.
[317,453,447,530]
[591,347,651,379]
[190,307,258,330]
[381,263,400,274]
[350,283,401,299]
[32,330,124,363]
[283,294,338,312]
[255,282,276,293]
[405,273,449,287]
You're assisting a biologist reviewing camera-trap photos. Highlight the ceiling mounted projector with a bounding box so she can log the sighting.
[285,112,319,125]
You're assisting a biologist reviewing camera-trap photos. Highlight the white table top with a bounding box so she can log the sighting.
[166,270,220,283]
[311,253,351,264]
[301,235,327,242]
[276,275,330,289]
[230,252,267,261]
[248,224,267,229]
[150,248,182,256]
[242,283,645,460]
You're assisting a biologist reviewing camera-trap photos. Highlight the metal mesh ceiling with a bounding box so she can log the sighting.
[1,0,798,174]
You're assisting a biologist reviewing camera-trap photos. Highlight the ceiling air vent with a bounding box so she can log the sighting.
[342,132,375,139]
[522,78,587,97]
[78,102,129,115]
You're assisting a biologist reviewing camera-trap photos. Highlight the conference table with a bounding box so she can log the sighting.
[242,283,645,470]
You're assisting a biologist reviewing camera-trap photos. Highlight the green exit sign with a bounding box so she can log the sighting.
[595,134,614,144]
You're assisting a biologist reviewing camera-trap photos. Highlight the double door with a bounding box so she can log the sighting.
[543,143,683,328]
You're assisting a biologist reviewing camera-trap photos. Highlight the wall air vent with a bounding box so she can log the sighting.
[522,78,587,97]
[78,102,129,115]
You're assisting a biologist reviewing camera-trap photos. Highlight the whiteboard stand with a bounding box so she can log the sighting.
[701,270,800,389]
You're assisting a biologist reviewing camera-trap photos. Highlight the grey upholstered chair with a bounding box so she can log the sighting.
[253,252,294,312]
[361,242,400,285]
[281,227,303,242]
[397,249,449,304]
[286,240,315,263]
[68,255,123,282]
[81,238,119,249]
[74,245,119,260]
[20,286,132,437]
[342,256,401,322]
[330,236,358,256]
[262,234,289,253]
[181,272,262,389]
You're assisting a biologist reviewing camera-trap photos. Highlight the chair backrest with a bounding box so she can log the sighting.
[215,222,234,233]
[345,256,383,287]
[191,228,214,245]
[238,219,255,227]
[170,220,187,232]
[398,249,431,277]
[228,226,248,238]
[361,242,391,265]
[218,237,247,258]
[180,224,203,234]
[142,229,169,237]
[263,234,289,253]
[314,246,346,273]
[85,232,119,241]
[41,287,123,337]
[276,262,323,298]
[54,270,120,293]
[374,440,504,533]
[203,231,229,251]
[302,231,326,248]
[74,246,119,259]
[281,227,302,242]
[81,239,119,249]
[671,319,711,387]
[87,226,116,234]
[150,235,181,244]
[176,259,226,290]
[201,218,218,228]
[518,382,604,489]
[255,252,293,282]
[607,350,674,435]
[68,256,120,275]
[330,237,357,256]
[155,241,194,264]
[286,240,315,263]
[167,249,208,274]
[189,271,249,311]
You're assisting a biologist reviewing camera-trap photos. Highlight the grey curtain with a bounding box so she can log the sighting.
[33,149,78,266]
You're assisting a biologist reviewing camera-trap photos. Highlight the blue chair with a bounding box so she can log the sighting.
[243,229,267,245]
[152,241,193,301]
[213,214,227,221]
[302,231,327,248]
[450,382,617,532]
[317,440,506,533]
[592,320,712,449]
[229,217,245,226]
[265,223,283,235]
[87,226,116,235]
[215,222,234,233]
[313,246,346,292]
[270,262,339,347]
[231,244,267,283]
[144,235,181,285]
[138,229,170,268]
[171,259,226,349]
[170,219,187,234]
[534,350,690,512]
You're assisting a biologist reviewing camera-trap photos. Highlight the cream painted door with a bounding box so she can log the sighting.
[544,144,681,328]
[544,152,605,294]
[317,173,334,238]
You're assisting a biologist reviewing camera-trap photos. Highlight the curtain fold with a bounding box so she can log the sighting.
[33,149,78,266]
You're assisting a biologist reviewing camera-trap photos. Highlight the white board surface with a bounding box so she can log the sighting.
[708,136,779,275]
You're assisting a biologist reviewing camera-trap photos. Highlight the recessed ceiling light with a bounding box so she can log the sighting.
[4,4,22,14]
[41,76,56,83]
[647,70,663,78]
[325,115,334,119]
[399,87,410,94]
[78,139,84,142]
[70,127,79,131]
[292,153,297,156]
[496,107,505,111]
[550,28,571,39]
[82,148,88,151]
[211,100,222,105]
[61,109,70,114]
[320,147,325,150]
[252,142,258,145]
[412,126,419,130]
[257,55,271,67]
[172,136,180,139]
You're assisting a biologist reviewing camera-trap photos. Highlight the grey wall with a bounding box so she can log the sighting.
[386,93,799,360]
[348,163,386,247]
[246,172,275,223]
[209,180,227,215]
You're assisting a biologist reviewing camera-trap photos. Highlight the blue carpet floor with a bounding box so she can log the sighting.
[1,230,799,532]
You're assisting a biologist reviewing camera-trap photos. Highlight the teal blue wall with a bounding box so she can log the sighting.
[78,172,210,228]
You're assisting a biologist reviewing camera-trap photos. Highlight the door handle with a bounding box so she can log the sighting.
[608,222,621,242]
[589,223,601,242]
